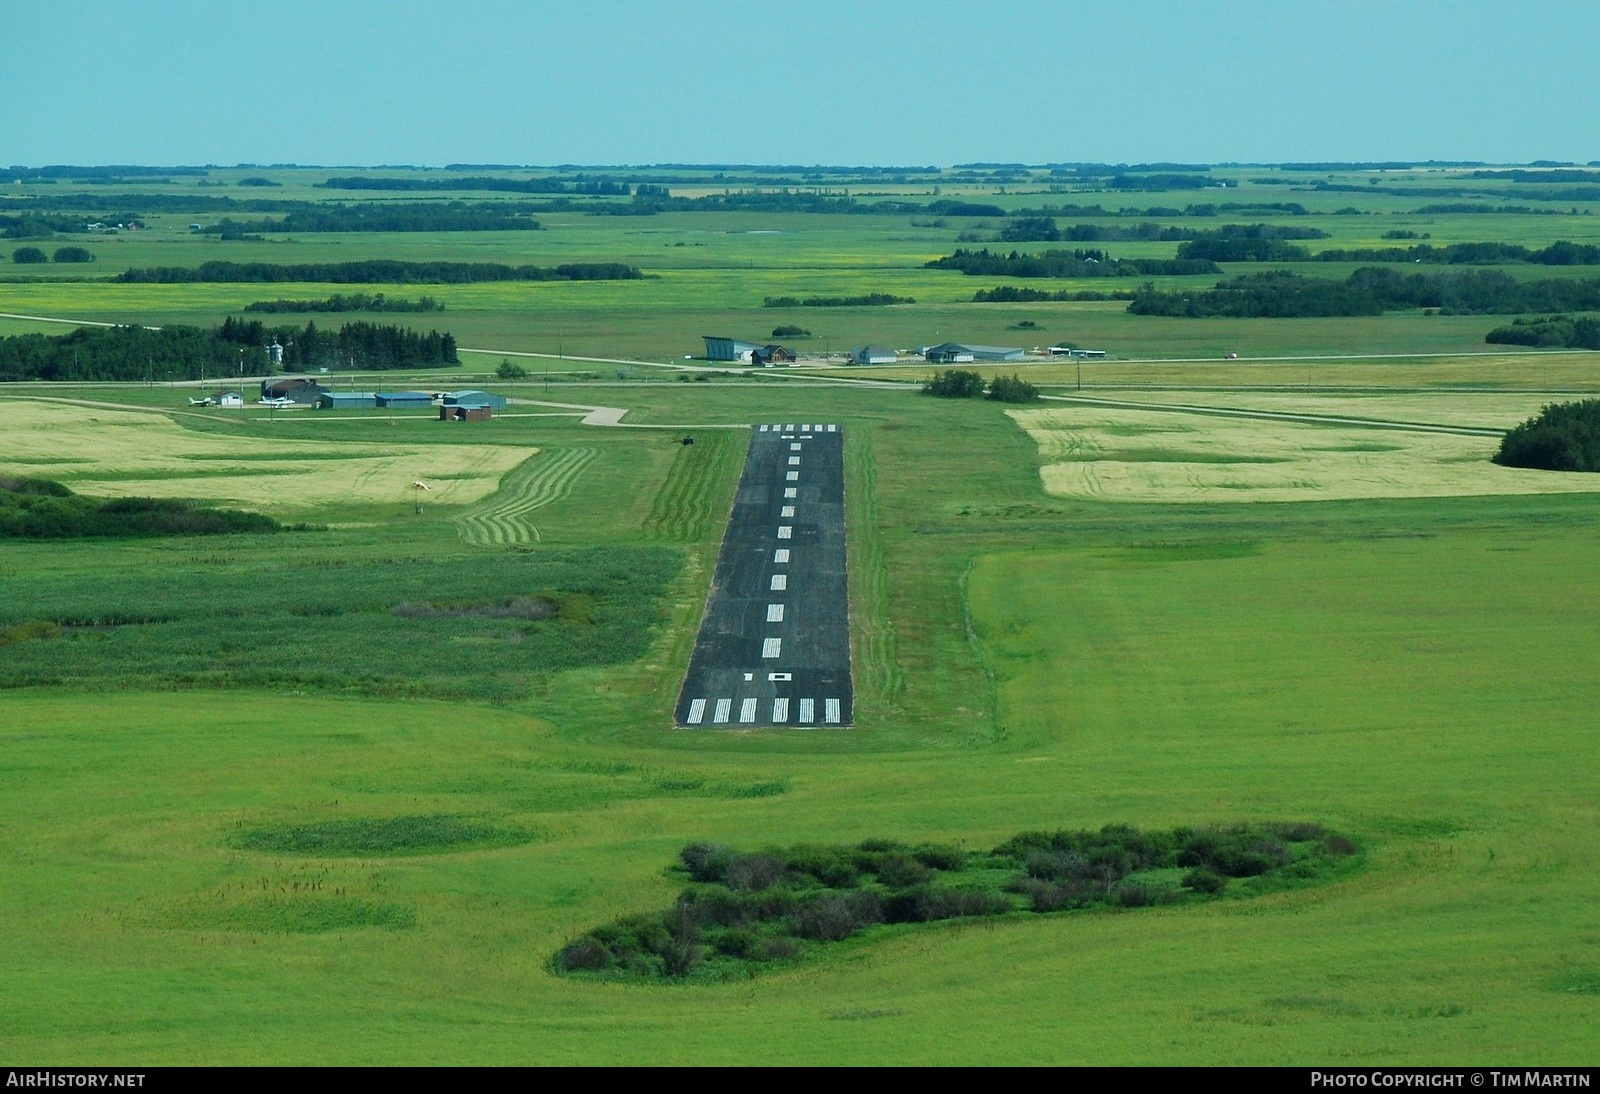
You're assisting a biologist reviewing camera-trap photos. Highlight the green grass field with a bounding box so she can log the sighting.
[2,165,1599,1065]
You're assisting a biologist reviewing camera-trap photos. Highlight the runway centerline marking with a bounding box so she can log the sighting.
[674,425,853,728]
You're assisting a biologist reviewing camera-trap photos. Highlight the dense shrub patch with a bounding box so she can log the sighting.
[0,477,281,538]
[1484,314,1600,350]
[1494,400,1600,472]
[553,823,1357,982]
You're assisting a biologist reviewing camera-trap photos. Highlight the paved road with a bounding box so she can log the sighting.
[675,423,852,728]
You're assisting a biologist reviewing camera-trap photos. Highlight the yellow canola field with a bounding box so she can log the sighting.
[1012,405,1600,504]
[1,402,531,516]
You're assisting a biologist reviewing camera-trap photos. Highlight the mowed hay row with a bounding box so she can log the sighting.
[454,446,598,546]
[1010,406,1600,504]
[0,402,528,515]
[642,431,739,542]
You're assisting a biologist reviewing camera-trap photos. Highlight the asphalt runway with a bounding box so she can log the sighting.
[675,423,853,727]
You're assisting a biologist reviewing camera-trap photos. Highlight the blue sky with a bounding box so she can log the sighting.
[5,0,1596,167]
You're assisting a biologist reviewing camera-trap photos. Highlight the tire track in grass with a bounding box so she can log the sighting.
[847,428,902,712]
[643,432,738,542]
[454,447,598,546]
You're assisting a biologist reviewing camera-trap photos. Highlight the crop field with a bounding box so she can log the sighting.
[1,400,530,518]
[2,164,1599,1065]
[1013,402,1600,503]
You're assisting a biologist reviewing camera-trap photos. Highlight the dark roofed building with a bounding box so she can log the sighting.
[923,342,1024,363]
[259,378,328,403]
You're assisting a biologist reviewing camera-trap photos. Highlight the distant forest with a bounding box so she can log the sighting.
[243,293,444,314]
[1127,269,1600,318]
[0,319,458,382]
[927,249,1219,278]
[115,260,640,284]
[198,203,543,234]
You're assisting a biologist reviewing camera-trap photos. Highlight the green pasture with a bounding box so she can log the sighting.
[2,166,1599,1064]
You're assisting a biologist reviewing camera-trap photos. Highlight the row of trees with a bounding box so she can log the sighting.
[115,260,641,284]
[242,293,444,314]
[761,293,913,307]
[972,286,1132,302]
[0,319,457,382]
[1310,240,1600,265]
[997,218,1327,244]
[320,175,630,194]
[927,248,1219,278]
[198,202,542,234]
[1127,269,1600,318]
[216,317,457,370]
[12,246,93,263]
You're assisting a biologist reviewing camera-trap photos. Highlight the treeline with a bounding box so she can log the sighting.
[1004,201,1310,219]
[321,175,630,195]
[199,202,542,234]
[0,319,458,381]
[762,293,913,307]
[1469,169,1600,184]
[1484,314,1600,349]
[114,259,641,284]
[1127,268,1600,318]
[243,293,444,314]
[1413,203,1555,216]
[615,190,923,217]
[0,165,209,181]
[1311,240,1600,265]
[3,212,142,237]
[0,477,281,539]
[927,248,1220,278]
[998,218,1327,244]
[217,316,458,370]
[973,286,1134,302]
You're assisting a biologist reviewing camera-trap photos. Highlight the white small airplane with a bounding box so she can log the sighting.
[411,481,431,491]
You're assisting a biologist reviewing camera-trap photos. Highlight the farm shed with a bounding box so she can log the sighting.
[260,378,327,404]
[703,336,763,363]
[316,392,379,410]
[441,405,493,422]
[850,345,898,365]
[376,391,434,409]
[923,342,1023,363]
[214,391,243,407]
[441,390,508,411]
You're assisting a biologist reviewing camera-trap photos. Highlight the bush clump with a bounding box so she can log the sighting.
[554,821,1355,983]
[0,478,281,539]
[986,373,1041,403]
[922,368,985,398]
[1494,399,1600,472]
